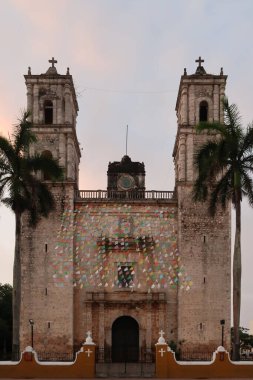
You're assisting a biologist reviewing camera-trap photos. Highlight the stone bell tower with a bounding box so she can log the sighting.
[25,57,80,184]
[173,58,231,351]
[19,58,81,352]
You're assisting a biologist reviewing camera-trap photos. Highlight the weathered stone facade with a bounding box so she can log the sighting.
[19,59,231,358]
[174,64,231,351]
[72,201,179,354]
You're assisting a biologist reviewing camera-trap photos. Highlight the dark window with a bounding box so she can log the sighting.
[199,101,208,122]
[44,100,53,124]
[117,263,134,288]
[41,150,53,180]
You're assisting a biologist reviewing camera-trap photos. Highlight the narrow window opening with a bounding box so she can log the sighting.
[199,323,203,330]
[203,235,206,243]
[117,263,134,288]
[45,243,48,253]
[199,101,208,122]
[41,150,53,180]
[203,276,206,284]
[44,100,53,124]
[45,288,48,295]
[48,322,51,329]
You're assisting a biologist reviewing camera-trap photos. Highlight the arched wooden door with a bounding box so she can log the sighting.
[111,316,139,362]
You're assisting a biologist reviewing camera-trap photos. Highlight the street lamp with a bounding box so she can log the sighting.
[29,319,34,348]
[220,319,225,347]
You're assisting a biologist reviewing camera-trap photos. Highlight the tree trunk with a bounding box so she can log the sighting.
[232,195,241,361]
[12,212,22,356]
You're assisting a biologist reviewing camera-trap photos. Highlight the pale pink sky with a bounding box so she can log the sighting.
[0,0,253,328]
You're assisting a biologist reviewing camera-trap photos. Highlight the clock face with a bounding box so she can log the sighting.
[117,174,135,190]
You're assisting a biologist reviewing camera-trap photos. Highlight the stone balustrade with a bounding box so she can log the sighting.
[75,189,175,201]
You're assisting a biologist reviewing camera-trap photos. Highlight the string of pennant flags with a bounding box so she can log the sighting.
[50,201,192,291]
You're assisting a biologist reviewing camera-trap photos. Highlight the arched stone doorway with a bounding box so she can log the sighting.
[111,316,139,362]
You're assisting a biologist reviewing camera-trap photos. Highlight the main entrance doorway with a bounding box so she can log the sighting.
[111,316,139,362]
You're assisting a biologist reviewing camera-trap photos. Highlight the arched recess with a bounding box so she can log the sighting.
[199,100,208,122]
[41,150,53,180]
[111,316,139,362]
[196,98,213,123]
[44,100,53,124]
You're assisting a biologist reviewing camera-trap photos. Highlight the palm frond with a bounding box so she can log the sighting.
[193,97,253,217]
[223,97,242,132]
[193,177,208,202]
[194,140,219,170]
[0,176,11,198]
[0,136,15,165]
[239,124,253,159]
[13,112,36,155]
[194,139,228,185]
[241,172,253,207]
[28,183,55,226]
[208,169,232,215]
[196,121,227,136]
[242,154,253,164]
[0,112,62,227]
[26,155,63,180]
[1,197,13,210]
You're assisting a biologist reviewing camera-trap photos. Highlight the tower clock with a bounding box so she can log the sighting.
[107,155,145,196]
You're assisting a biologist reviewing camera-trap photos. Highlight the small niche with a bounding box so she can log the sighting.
[45,243,48,253]
[48,322,51,329]
[45,288,48,295]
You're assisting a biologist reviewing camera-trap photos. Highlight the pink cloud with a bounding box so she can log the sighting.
[0,110,15,136]
[11,0,68,30]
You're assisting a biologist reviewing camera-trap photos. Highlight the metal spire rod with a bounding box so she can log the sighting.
[126,125,128,155]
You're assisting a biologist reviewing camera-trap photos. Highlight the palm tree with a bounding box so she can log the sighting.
[0,112,63,353]
[193,97,253,361]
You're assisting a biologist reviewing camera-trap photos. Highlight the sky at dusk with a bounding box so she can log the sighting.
[0,0,253,329]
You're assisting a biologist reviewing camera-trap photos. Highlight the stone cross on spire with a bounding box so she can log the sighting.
[49,57,57,67]
[195,56,204,67]
[195,56,206,75]
[46,57,58,75]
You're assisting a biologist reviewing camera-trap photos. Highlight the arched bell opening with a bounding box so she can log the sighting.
[199,100,208,122]
[44,100,53,124]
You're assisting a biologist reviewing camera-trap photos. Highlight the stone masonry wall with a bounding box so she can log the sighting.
[20,183,75,352]
[177,184,231,351]
[175,70,230,352]
[70,201,188,350]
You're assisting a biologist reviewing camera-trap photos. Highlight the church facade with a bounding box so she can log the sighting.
[19,58,231,359]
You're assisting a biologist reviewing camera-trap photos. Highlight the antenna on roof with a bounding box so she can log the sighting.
[126,124,128,155]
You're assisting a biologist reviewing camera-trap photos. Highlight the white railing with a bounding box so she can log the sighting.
[75,190,175,201]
